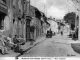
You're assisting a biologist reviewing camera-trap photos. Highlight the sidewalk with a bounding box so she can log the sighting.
[21,35,46,50]
[0,34,46,57]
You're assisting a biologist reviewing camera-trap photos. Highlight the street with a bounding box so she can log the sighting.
[20,32,80,57]
[0,1,80,60]
[0,32,80,57]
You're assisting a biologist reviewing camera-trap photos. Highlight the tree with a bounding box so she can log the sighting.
[63,12,76,30]
[64,12,76,24]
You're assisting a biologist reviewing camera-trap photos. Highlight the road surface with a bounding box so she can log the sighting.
[20,33,80,57]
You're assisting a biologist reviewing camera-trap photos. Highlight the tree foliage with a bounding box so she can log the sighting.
[64,12,76,25]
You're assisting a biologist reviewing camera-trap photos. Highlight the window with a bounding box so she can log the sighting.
[2,0,6,4]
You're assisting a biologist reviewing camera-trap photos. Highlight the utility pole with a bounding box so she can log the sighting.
[44,5,45,16]
[44,4,47,19]
[73,0,80,41]
[76,0,80,41]
[78,10,80,41]
[71,0,80,41]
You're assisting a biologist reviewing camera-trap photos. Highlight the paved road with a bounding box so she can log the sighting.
[21,33,80,57]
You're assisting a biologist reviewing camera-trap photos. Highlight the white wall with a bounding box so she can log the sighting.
[48,20,58,33]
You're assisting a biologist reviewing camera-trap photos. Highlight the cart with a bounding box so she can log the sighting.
[46,30,52,38]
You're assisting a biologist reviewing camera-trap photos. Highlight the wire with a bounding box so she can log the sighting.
[74,0,80,3]
[71,0,80,11]
[67,0,77,9]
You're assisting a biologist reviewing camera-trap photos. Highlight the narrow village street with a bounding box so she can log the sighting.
[1,0,80,60]
[20,32,80,57]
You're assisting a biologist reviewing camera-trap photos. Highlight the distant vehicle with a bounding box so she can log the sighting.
[46,29,52,38]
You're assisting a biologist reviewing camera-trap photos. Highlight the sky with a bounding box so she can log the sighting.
[30,0,77,19]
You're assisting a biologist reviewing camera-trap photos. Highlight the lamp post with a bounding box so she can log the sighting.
[68,0,80,40]
[67,0,77,30]
[75,0,80,41]
[72,0,80,40]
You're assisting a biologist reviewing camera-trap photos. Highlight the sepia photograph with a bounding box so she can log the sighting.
[0,0,80,60]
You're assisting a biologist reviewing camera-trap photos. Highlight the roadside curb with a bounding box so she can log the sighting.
[71,43,80,54]
[15,36,46,58]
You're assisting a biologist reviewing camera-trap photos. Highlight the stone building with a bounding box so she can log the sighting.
[0,0,50,42]
[0,0,25,40]
[8,0,24,40]
[30,6,43,40]
[0,0,8,35]
[30,6,50,40]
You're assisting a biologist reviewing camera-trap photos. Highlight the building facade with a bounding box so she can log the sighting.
[0,0,50,42]
[0,0,8,35]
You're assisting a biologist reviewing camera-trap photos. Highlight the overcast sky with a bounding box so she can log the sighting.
[30,0,76,19]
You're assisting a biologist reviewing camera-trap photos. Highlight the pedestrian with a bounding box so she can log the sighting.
[13,35,19,44]
[60,26,64,35]
[12,35,20,51]
[30,26,35,45]
[61,30,63,35]
[58,25,61,34]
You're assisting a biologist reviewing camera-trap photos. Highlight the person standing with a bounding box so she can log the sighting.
[30,26,35,45]
[58,25,61,34]
[60,25,64,35]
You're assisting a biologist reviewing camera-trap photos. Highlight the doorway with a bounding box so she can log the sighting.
[0,11,6,30]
